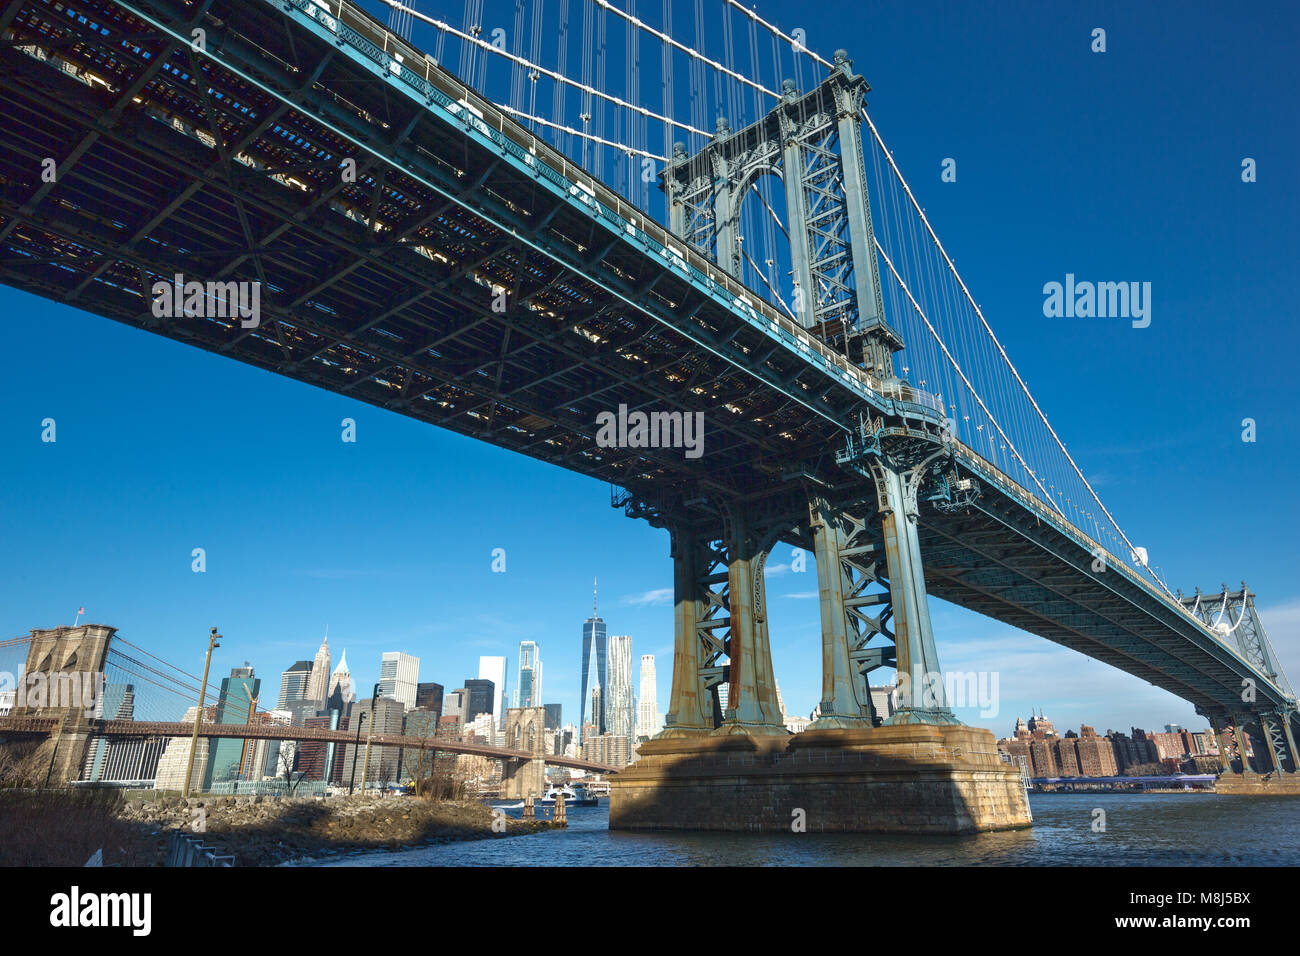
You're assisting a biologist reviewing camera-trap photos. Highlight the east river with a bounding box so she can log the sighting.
[300,792,1300,866]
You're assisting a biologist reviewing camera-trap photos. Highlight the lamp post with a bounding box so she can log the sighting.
[360,682,381,797]
[183,628,220,799]
[349,682,381,796]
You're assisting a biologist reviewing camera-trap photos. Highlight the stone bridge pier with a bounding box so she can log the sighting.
[7,625,116,785]
[1209,710,1300,794]
[500,706,546,800]
[609,442,1031,834]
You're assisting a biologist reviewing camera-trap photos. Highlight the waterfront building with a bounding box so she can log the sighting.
[1028,737,1058,777]
[636,654,661,739]
[1026,710,1057,738]
[154,704,213,791]
[1075,725,1118,776]
[583,732,632,767]
[544,703,562,730]
[1052,734,1081,776]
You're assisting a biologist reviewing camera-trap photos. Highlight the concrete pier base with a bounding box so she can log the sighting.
[1216,772,1300,795]
[610,724,1032,834]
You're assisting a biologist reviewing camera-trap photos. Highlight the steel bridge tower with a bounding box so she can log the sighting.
[632,50,967,743]
[661,50,902,380]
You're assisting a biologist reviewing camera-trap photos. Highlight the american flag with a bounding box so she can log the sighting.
[77,607,85,615]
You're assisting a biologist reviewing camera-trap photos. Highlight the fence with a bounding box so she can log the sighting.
[164,830,234,867]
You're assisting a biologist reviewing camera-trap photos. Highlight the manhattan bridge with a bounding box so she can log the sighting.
[0,0,1293,828]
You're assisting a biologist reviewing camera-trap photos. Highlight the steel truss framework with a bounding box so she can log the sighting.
[0,0,1295,747]
[661,52,901,378]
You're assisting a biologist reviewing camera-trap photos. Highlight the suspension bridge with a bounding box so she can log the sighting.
[0,0,1294,830]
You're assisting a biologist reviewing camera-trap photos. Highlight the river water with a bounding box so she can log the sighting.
[302,793,1300,866]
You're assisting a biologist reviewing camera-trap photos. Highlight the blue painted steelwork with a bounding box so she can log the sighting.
[0,0,1292,744]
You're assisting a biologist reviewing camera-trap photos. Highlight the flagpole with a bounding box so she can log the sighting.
[73,608,82,627]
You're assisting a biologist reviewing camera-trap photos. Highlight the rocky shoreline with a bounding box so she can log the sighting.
[117,793,552,866]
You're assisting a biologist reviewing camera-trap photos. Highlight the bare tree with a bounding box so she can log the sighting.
[276,742,302,796]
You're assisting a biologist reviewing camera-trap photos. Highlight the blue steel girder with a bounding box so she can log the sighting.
[918,474,1291,714]
[0,0,917,504]
[924,525,1248,689]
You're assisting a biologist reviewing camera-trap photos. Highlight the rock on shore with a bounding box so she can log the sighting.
[117,794,550,866]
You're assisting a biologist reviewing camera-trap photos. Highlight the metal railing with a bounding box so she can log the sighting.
[949,435,1274,671]
[283,0,901,415]
[164,830,234,867]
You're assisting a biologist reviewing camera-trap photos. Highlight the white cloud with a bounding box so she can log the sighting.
[622,588,672,608]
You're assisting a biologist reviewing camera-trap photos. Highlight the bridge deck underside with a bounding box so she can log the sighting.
[919,477,1284,715]
[0,0,855,501]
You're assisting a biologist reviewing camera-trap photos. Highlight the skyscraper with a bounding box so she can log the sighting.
[543,703,562,730]
[464,679,495,723]
[606,634,635,739]
[416,682,443,717]
[580,579,608,739]
[517,641,542,708]
[443,689,467,726]
[328,650,355,704]
[379,652,419,710]
[478,656,507,730]
[588,685,602,740]
[636,654,661,739]
[306,635,331,707]
[277,660,313,709]
[203,665,260,788]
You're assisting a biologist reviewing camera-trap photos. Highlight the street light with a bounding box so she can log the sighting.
[349,681,382,796]
[183,627,220,799]
[360,682,381,796]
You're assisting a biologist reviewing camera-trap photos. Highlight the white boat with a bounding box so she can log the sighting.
[540,783,598,806]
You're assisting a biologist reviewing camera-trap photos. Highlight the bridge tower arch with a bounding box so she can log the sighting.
[660,50,903,381]
[501,706,546,800]
[11,625,116,784]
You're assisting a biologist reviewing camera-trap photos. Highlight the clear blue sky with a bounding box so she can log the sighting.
[1,0,1296,738]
